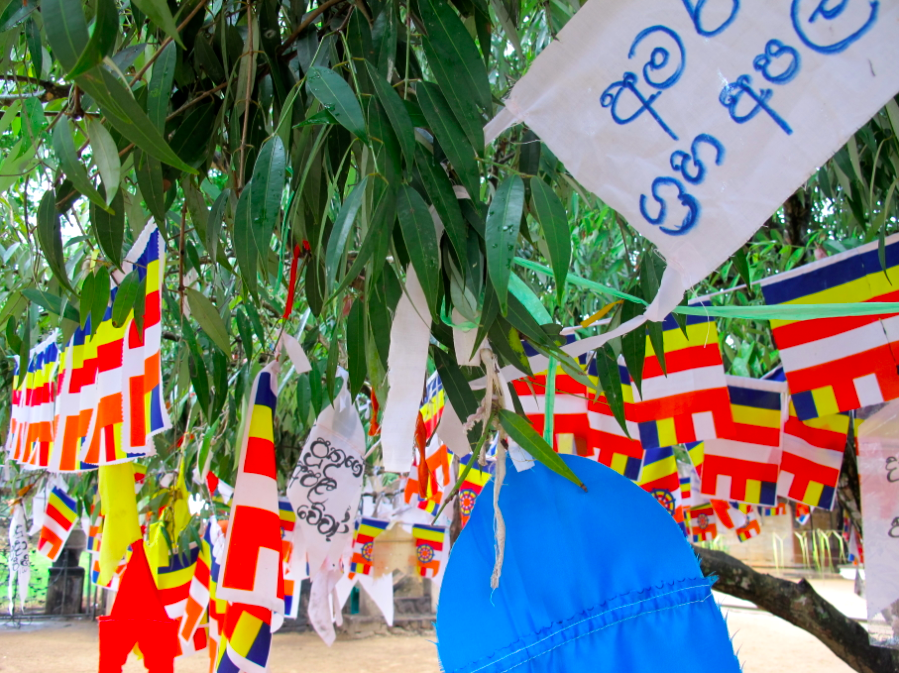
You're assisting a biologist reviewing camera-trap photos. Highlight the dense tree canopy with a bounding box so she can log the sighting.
[0,0,898,669]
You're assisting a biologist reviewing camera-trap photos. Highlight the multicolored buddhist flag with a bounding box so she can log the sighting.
[757,502,787,517]
[778,400,850,509]
[760,235,899,420]
[215,603,273,673]
[207,518,228,663]
[795,503,812,525]
[458,454,493,528]
[218,362,284,613]
[630,307,734,449]
[700,376,784,506]
[735,517,761,542]
[6,334,60,467]
[688,502,718,542]
[412,524,446,578]
[82,223,170,466]
[277,497,299,620]
[178,528,211,659]
[420,372,445,437]
[637,446,685,533]
[121,223,171,457]
[512,366,591,456]
[37,486,79,562]
[50,323,99,472]
[348,518,390,578]
[685,440,704,475]
[586,359,644,480]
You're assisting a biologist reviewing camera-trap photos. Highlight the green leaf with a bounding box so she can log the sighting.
[620,300,646,397]
[396,185,441,313]
[75,65,196,173]
[244,300,267,346]
[25,17,41,80]
[206,188,229,263]
[91,266,110,334]
[293,109,338,129]
[68,0,118,76]
[22,288,80,323]
[135,150,167,226]
[131,0,183,47]
[498,409,586,491]
[234,187,258,296]
[87,119,121,203]
[416,82,480,201]
[52,117,111,213]
[415,146,468,264]
[325,177,368,291]
[486,175,524,315]
[530,179,570,305]
[235,308,254,363]
[639,254,666,375]
[432,346,478,421]
[733,246,752,289]
[41,0,89,73]
[306,66,368,143]
[365,62,416,171]
[111,271,141,327]
[80,272,94,328]
[346,299,366,398]
[326,327,339,402]
[182,321,211,417]
[169,102,218,166]
[594,345,629,437]
[0,0,37,32]
[333,185,396,297]
[249,137,287,266]
[418,0,491,110]
[91,189,125,269]
[489,318,531,375]
[147,41,177,133]
[36,190,73,292]
[185,288,231,358]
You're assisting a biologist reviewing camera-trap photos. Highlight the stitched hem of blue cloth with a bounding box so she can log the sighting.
[442,579,714,673]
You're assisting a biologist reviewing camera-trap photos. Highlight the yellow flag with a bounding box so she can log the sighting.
[98,461,141,586]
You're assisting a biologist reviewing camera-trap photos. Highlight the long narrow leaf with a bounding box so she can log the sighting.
[498,409,586,491]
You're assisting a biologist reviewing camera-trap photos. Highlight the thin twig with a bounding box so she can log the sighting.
[130,0,211,85]
[238,7,255,193]
[166,81,228,121]
[278,0,349,56]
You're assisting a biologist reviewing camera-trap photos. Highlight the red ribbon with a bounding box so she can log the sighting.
[283,244,301,320]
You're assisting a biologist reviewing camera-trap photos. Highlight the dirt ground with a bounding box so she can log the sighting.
[0,606,856,673]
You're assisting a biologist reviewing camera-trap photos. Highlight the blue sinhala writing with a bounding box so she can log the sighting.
[719,74,793,135]
[680,0,740,37]
[669,134,725,184]
[600,25,685,140]
[639,177,700,236]
[752,39,802,84]
[791,0,879,54]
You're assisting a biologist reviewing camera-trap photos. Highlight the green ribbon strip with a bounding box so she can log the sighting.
[543,356,556,446]
[514,257,899,322]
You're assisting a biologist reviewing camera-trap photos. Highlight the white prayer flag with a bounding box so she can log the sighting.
[487,0,899,310]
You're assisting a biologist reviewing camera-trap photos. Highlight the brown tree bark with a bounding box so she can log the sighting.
[695,546,899,673]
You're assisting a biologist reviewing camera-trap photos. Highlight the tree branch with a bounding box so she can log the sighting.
[695,546,898,673]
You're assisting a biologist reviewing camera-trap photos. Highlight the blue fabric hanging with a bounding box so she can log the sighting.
[436,454,740,673]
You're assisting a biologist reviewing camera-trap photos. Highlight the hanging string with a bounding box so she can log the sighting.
[490,439,507,591]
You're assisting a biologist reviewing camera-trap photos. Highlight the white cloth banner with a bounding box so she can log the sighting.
[487,0,899,311]
[7,503,30,613]
[287,372,365,579]
[857,403,899,637]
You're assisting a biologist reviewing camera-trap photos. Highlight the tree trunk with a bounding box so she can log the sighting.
[695,546,899,673]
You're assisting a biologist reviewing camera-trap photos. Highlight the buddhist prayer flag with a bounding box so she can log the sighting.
[178,529,212,659]
[688,503,718,543]
[215,603,273,673]
[218,362,284,614]
[278,497,296,533]
[121,223,171,458]
[795,503,812,526]
[757,502,787,517]
[37,486,79,562]
[760,235,899,420]
[735,517,761,543]
[779,401,850,509]
[412,524,446,578]
[685,440,704,475]
[631,308,733,449]
[82,223,171,466]
[348,517,389,578]
[6,334,60,467]
[586,359,644,480]
[458,454,493,528]
[207,519,228,663]
[637,446,684,532]
[700,376,784,506]
[51,323,100,472]
[420,373,445,437]
[98,461,142,586]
